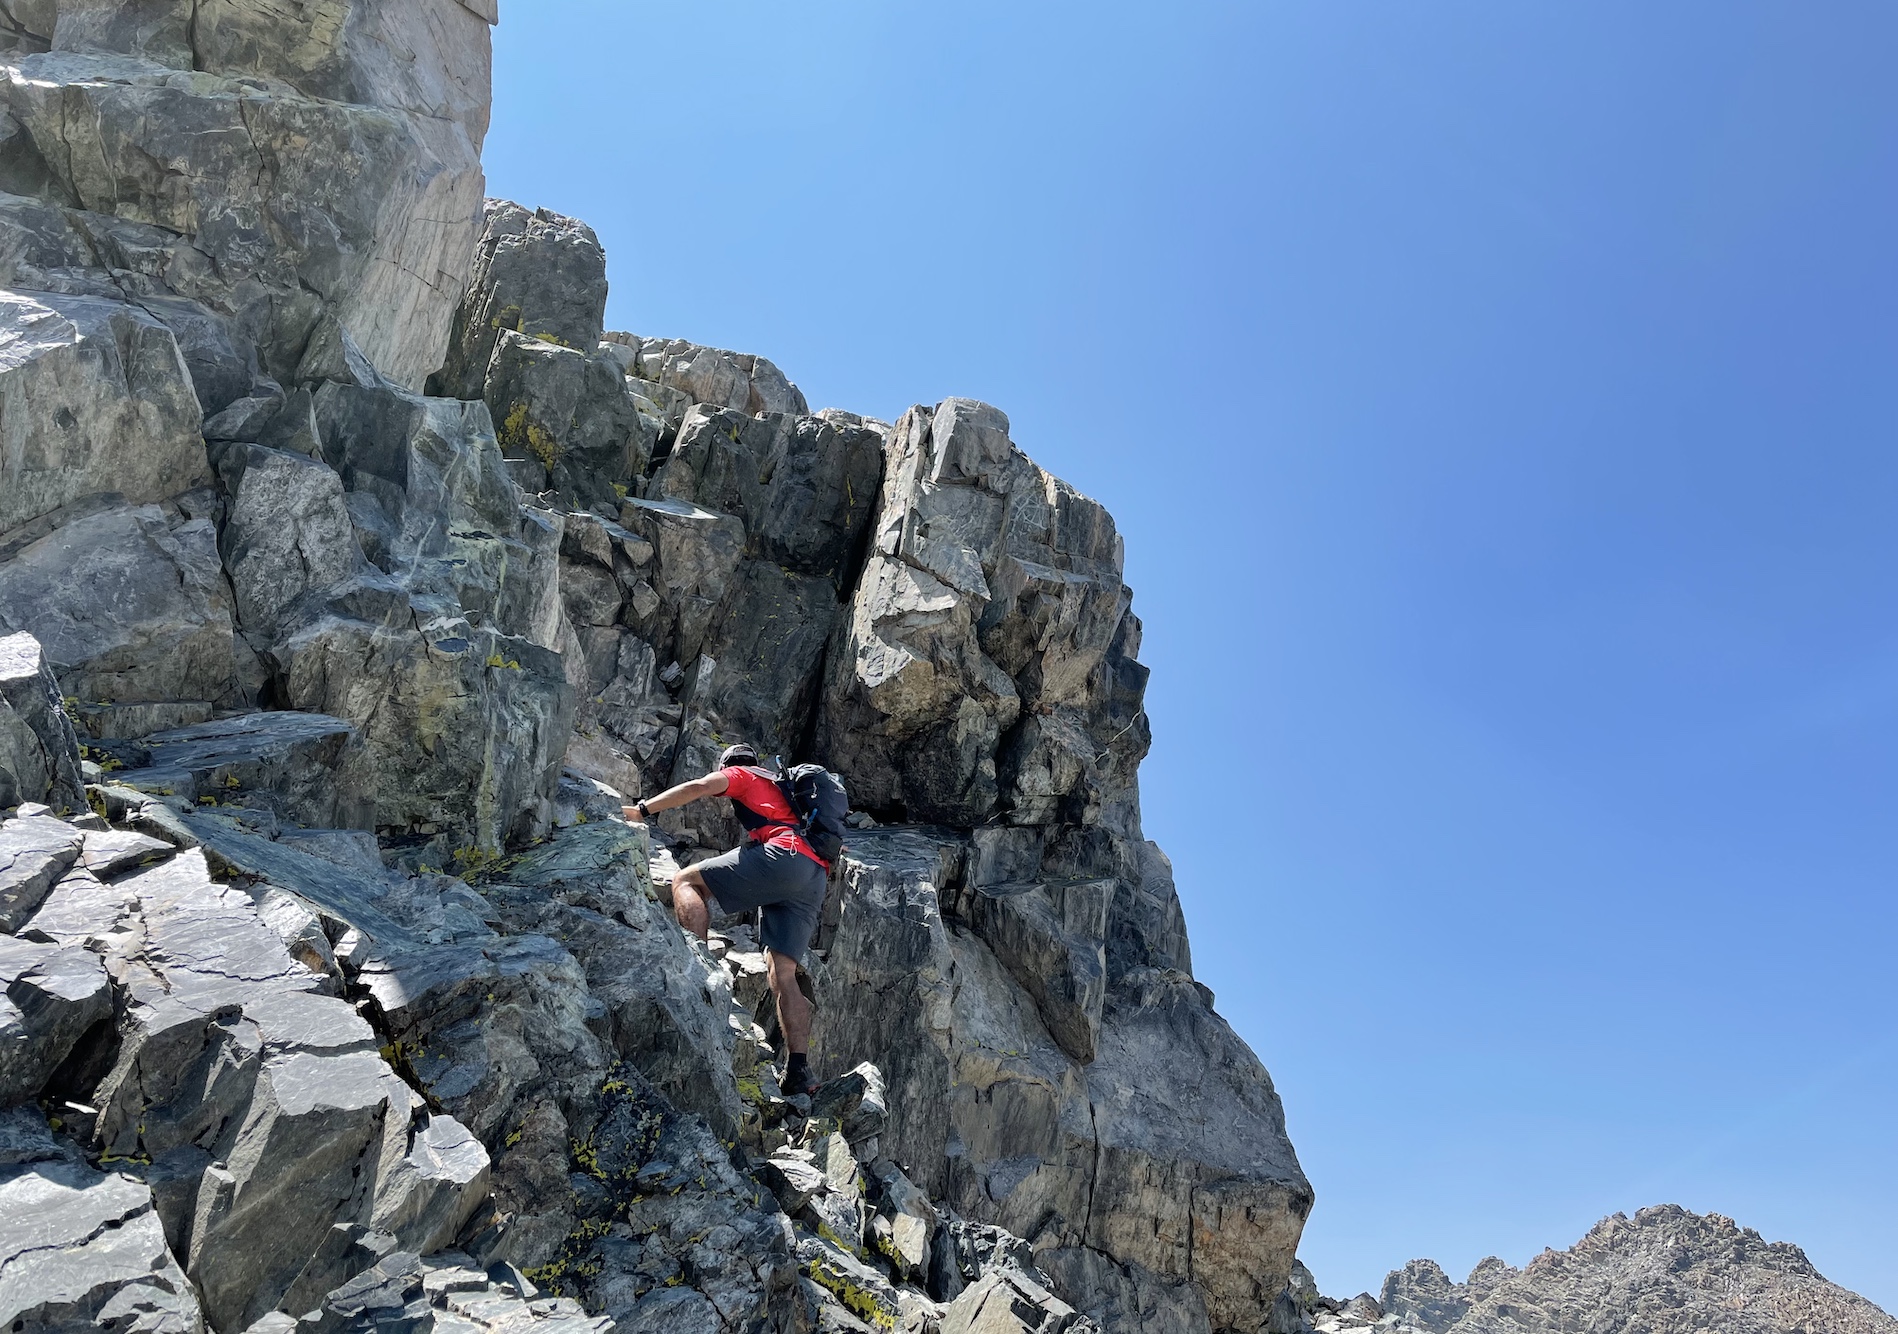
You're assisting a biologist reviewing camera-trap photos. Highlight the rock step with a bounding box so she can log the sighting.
[109,711,363,831]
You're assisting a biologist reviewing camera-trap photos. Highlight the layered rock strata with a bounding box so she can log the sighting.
[0,2,1309,1330]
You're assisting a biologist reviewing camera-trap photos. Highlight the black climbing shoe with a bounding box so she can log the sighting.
[781,1055,817,1098]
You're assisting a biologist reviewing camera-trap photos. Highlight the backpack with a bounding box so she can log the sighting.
[775,761,849,864]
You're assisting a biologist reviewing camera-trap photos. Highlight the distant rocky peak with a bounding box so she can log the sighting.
[1296,1205,1896,1334]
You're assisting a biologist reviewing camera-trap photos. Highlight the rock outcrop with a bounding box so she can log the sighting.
[0,2,1311,1330]
[1292,1207,1897,1334]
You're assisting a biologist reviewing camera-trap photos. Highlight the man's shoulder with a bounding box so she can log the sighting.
[720,765,777,793]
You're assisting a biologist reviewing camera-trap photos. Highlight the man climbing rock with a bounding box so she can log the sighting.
[625,743,829,1096]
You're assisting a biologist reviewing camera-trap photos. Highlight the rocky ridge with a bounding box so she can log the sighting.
[0,2,1308,1331]
[1291,1206,1896,1334]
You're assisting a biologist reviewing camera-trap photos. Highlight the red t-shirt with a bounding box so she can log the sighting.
[720,766,829,871]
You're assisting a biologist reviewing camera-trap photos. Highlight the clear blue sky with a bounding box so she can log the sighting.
[486,3,1898,1308]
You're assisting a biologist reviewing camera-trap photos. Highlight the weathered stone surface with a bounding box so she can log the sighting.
[0,1146,204,1332]
[688,559,842,764]
[77,848,489,1329]
[760,1148,828,1216]
[280,603,572,850]
[314,1248,609,1334]
[866,1157,935,1283]
[1037,1247,1210,1334]
[0,290,206,537]
[813,831,1310,1334]
[658,406,884,587]
[433,201,609,403]
[0,810,80,931]
[78,825,174,878]
[2,15,492,391]
[616,494,748,671]
[483,330,650,511]
[941,1268,1096,1334]
[0,931,110,1105]
[357,928,603,1144]
[479,821,746,1139]
[175,810,417,951]
[214,442,363,643]
[820,399,1145,829]
[611,333,809,418]
[0,3,53,55]
[233,380,578,848]
[0,502,253,739]
[492,1062,806,1329]
[966,874,1110,1064]
[1342,1206,1898,1334]
[0,631,82,810]
[117,712,366,831]
[311,381,549,640]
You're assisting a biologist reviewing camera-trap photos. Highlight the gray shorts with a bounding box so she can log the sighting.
[695,841,828,963]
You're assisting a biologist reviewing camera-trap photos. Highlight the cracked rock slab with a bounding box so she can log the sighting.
[0,933,110,1106]
[79,827,176,880]
[0,812,82,933]
[0,1154,204,1332]
[117,712,364,832]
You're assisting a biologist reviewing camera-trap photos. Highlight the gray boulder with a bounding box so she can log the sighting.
[214,443,363,644]
[616,495,748,672]
[114,712,365,831]
[941,1269,1097,1334]
[0,501,254,740]
[0,632,83,811]
[820,399,1144,829]
[609,333,809,418]
[965,875,1111,1064]
[686,560,842,765]
[0,810,81,932]
[312,1249,609,1334]
[0,4,52,54]
[432,201,610,402]
[175,811,417,952]
[0,1149,204,1333]
[656,407,884,587]
[479,821,747,1140]
[482,329,651,510]
[76,848,489,1329]
[513,1061,806,1329]
[0,933,110,1106]
[0,290,207,536]
[232,380,578,848]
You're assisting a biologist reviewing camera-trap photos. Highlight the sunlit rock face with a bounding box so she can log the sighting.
[0,3,1313,1330]
[1296,1207,1898,1334]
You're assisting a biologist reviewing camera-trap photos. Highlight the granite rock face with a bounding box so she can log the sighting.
[0,500,256,740]
[0,0,497,394]
[0,290,207,536]
[0,631,82,810]
[1297,1207,1898,1334]
[0,3,1316,1330]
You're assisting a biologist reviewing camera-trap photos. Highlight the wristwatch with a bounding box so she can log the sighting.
[635,800,651,821]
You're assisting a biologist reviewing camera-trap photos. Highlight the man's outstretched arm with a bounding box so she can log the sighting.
[623,771,729,822]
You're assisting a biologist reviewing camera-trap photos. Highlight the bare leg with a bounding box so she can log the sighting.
[767,949,812,1057]
[671,864,712,941]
